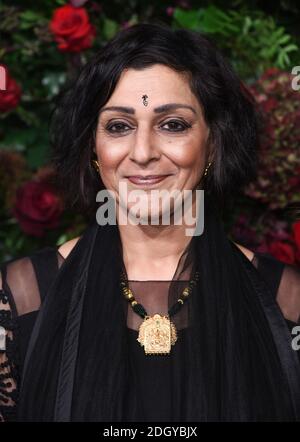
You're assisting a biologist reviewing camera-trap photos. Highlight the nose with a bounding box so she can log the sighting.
[128,125,161,166]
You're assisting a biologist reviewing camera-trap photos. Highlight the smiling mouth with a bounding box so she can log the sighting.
[126,175,172,185]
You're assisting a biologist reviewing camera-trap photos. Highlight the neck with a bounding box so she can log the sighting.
[116,198,198,280]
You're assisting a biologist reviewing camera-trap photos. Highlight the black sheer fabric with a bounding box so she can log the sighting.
[0,196,300,422]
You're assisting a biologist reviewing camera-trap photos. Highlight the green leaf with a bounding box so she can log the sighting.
[277,34,291,46]
[102,18,119,41]
[56,234,68,246]
[19,10,44,29]
[19,10,43,22]
[15,107,40,127]
[242,16,252,35]
[173,8,203,30]
[284,44,298,53]
[277,50,290,68]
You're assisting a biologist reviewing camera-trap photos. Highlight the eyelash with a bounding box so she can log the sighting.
[105,120,192,134]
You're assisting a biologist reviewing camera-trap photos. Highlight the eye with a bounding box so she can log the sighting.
[105,119,192,134]
[161,120,191,132]
[106,122,132,134]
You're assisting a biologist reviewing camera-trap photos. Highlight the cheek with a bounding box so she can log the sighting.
[95,138,126,170]
[162,136,206,170]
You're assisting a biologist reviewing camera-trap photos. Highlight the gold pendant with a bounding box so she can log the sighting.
[137,313,177,355]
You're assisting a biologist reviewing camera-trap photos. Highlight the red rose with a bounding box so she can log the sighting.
[49,4,96,53]
[0,67,21,113]
[12,180,64,237]
[268,241,296,265]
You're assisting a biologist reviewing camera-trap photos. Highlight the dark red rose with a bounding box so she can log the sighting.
[49,4,96,52]
[12,180,64,237]
[0,67,21,113]
[268,240,296,265]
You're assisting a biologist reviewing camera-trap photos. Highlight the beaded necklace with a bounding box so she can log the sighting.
[120,269,200,355]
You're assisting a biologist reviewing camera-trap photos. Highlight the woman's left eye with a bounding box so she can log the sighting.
[161,120,191,132]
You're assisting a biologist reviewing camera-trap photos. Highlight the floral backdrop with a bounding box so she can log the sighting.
[0,0,300,266]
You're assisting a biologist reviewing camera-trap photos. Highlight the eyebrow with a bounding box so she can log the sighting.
[98,103,197,116]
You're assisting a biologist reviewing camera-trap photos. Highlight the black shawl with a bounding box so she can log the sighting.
[17,196,300,421]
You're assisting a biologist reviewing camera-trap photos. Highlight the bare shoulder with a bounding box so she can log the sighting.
[58,236,81,259]
[277,262,300,323]
[233,241,255,262]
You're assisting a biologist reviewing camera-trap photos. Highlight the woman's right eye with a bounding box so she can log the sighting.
[106,122,132,133]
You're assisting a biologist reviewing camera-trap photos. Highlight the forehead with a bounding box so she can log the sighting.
[105,64,199,109]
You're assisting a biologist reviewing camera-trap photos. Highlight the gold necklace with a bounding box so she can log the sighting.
[120,269,200,355]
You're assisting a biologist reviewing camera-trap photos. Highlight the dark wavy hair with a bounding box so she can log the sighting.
[48,21,259,218]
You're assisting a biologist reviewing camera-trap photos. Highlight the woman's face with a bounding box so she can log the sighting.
[95,64,211,221]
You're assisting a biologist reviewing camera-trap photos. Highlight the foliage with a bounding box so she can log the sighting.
[0,0,300,265]
[172,5,299,80]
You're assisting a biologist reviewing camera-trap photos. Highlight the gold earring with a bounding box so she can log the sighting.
[92,159,101,174]
[203,161,212,177]
[196,162,213,189]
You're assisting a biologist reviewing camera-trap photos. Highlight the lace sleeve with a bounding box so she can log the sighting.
[0,247,62,422]
[252,253,300,325]
[0,272,19,422]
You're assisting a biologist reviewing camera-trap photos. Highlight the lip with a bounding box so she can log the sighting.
[126,175,171,186]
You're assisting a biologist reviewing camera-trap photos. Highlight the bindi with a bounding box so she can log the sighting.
[142,94,148,106]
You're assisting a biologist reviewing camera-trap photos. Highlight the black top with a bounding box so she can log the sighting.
[0,245,300,422]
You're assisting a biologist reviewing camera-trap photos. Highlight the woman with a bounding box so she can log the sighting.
[0,22,300,422]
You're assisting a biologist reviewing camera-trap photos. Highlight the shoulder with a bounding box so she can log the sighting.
[58,236,81,259]
[232,242,300,323]
[232,241,255,262]
[248,249,300,324]
[276,261,300,324]
[0,247,59,316]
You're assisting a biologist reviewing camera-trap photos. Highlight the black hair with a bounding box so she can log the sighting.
[49,21,259,218]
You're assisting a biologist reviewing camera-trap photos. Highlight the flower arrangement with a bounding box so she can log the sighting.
[229,68,300,266]
[0,1,300,265]
[246,68,300,210]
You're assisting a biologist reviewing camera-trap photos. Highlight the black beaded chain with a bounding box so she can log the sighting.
[120,269,200,320]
